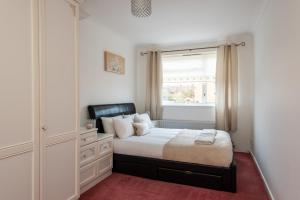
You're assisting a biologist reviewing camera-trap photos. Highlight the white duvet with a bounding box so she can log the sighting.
[113,128,233,167]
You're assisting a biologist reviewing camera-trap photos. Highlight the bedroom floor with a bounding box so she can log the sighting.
[80,153,269,200]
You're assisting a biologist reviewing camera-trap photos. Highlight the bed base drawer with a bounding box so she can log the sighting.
[113,158,156,179]
[157,167,223,189]
[113,153,236,192]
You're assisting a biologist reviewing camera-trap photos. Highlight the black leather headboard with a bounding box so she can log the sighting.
[88,103,136,133]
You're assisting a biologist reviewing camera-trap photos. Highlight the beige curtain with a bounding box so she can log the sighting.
[216,45,238,132]
[145,51,163,120]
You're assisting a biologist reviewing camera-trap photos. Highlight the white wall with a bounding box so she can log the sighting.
[80,18,136,126]
[136,33,254,152]
[253,0,300,199]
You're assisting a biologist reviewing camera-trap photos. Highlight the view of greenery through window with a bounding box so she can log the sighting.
[162,51,217,106]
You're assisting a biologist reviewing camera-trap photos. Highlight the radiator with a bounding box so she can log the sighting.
[155,119,215,130]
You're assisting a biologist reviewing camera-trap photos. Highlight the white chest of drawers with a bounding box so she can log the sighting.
[79,128,113,194]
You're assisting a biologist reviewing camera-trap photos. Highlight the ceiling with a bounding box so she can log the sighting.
[81,0,266,45]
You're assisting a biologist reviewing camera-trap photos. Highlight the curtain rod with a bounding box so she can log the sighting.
[140,42,246,56]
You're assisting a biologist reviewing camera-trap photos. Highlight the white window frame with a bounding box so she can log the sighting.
[161,50,217,107]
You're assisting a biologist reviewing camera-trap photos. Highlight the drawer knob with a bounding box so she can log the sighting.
[102,144,110,151]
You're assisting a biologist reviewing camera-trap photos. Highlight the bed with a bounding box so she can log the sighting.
[88,103,236,192]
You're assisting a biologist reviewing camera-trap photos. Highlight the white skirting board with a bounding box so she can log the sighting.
[250,151,275,200]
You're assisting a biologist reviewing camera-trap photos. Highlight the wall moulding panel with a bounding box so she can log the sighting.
[0,142,34,160]
[46,132,78,147]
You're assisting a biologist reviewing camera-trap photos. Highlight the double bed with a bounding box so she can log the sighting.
[88,103,236,192]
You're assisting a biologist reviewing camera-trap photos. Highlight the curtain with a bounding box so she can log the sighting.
[216,45,238,132]
[145,51,163,120]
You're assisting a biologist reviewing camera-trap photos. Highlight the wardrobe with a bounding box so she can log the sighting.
[0,0,81,200]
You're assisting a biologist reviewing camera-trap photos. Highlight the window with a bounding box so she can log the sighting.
[161,51,217,106]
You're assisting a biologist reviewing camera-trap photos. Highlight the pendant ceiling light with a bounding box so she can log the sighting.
[131,0,152,17]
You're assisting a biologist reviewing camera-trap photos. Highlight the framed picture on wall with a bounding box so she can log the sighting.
[104,51,125,74]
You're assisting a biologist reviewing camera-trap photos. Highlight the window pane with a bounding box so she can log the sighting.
[162,52,216,106]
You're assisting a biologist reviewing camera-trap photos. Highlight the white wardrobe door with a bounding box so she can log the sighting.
[0,0,36,200]
[0,0,33,147]
[40,0,79,200]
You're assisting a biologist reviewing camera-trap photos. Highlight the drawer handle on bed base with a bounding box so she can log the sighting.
[184,171,193,175]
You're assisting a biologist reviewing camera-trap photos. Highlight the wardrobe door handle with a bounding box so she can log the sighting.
[42,126,48,131]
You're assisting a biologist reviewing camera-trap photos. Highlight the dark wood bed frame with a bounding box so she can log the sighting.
[88,103,236,192]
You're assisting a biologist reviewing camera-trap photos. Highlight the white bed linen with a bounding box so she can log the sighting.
[113,128,233,167]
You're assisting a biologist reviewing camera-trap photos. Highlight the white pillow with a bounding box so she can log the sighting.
[123,113,137,121]
[134,113,153,128]
[133,122,150,136]
[113,117,135,139]
[101,115,123,135]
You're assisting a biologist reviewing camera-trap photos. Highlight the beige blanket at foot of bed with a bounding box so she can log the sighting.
[162,130,233,167]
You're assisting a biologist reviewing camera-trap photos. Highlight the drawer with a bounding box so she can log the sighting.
[80,131,97,147]
[97,138,113,158]
[80,161,97,187]
[97,154,113,176]
[157,167,223,189]
[80,142,97,166]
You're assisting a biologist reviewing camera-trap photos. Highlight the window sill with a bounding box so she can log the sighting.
[162,104,215,108]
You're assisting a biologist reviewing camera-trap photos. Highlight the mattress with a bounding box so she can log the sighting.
[113,128,233,167]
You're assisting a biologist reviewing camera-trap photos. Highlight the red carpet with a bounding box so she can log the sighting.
[80,153,270,200]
